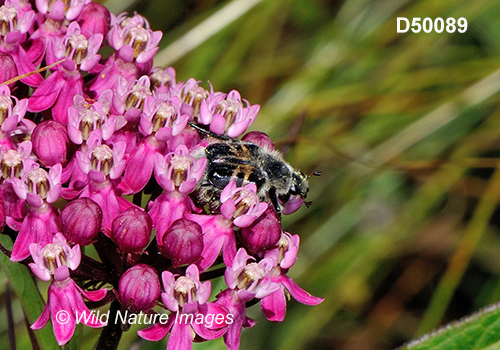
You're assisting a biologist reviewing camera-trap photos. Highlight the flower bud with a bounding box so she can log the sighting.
[117,264,160,312]
[239,207,281,254]
[32,120,70,167]
[159,218,203,267]
[0,52,18,88]
[76,2,111,39]
[110,207,152,253]
[61,198,103,246]
[242,131,275,151]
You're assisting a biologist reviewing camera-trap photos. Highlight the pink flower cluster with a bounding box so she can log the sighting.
[0,1,323,349]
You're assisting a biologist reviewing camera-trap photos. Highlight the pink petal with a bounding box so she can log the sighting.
[30,302,50,330]
[167,322,192,350]
[192,303,229,340]
[198,99,212,125]
[220,200,236,220]
[54,266,70,281]
[209,114,226,135]
[138,317,174,341]
[227,120,251,138]
[48,0,66,21]
[261,284,286,322]
[78,287,108,302]
[29,262,51,281]
[28,71,64,113]
[50,285,77,345]
[281,276,324,305]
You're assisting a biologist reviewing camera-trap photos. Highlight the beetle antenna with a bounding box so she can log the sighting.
[307,171,322,178]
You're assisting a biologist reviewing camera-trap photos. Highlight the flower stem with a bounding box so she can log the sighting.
[95,300,123,350]
[6,280,16,350]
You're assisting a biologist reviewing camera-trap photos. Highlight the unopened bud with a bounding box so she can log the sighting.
[117,264,160,312]
[159,218,203,267]
[32,120,70,167]
[110,207,152,253]
[61,198,103,246]
[239,207,281,254]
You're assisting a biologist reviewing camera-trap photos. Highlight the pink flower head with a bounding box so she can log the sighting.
[225,248,279,302]
[199,90,259,137]
[154,145,206,194]
[174,78,208,119]
[113,75,152,125]
[49,21,103,72]
[76,133,126,182]
[72,135,136,232]
[31,278,107,346]
[0,0,35,43]
[140,95,188,140]
[36,0,87,21]
[0,2,42,87]
[264,232,300,270]
[0,140,31,180]
[107,13,162,64]
[214,248,278,350]
[220,181,268,228]
[241,131,275,151]
[260,233,324,322]
[11,159,62,207]
[161,264,211,313]
[149,66,177,94]
[29,232,81,282]
[0,84,28,135]
[68,91,116,144]
[138,265,230,347]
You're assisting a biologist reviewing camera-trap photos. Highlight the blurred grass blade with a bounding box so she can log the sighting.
[417,161,500,335]
[398,302,500,350]
[154,0,264,66]
[0,235,58,350]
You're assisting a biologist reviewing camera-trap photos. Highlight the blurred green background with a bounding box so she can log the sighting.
[4,0,500,349]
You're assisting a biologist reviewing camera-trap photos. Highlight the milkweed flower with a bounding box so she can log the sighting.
[10,160,62,261]
[71,133,136,230]
[149,145,205,242]
[220,181,268,228]
[261,232,324,322]
[215,248,279,350]
[29,233,107,346]
[138,265,231,349]
[28,22,104,123]
[199,90,259,137]
[67,91,116,145]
